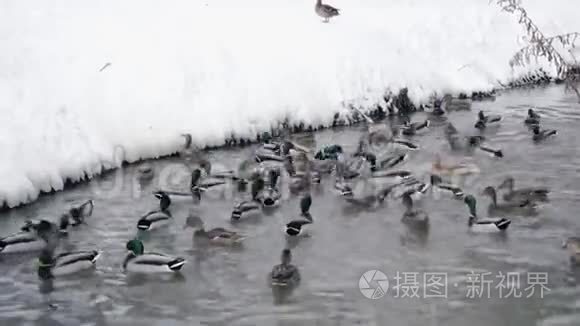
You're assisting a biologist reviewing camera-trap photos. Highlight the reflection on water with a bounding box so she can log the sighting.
[1,85,580,325]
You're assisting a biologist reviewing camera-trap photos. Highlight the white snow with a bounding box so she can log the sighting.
[0,0,579,208]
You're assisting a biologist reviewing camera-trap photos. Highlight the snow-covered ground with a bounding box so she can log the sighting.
[0,0,578,208]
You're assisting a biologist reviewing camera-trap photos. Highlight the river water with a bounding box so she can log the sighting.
[1,85,580,326]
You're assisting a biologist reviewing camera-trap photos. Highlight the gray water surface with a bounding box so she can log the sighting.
[1,85,580,326]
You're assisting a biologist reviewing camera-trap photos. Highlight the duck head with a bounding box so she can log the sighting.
[126,239,145,256]
[281,248,292,266]
[478,111,486,121]
[430,174,443,186]
[464,195,477,217]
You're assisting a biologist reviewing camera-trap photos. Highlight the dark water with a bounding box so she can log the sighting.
[1,85,580,326]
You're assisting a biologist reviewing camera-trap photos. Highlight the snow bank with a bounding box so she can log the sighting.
[1,0,579,208]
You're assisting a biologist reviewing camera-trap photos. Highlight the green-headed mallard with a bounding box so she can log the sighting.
[231,178,264,221]
[123,239,186,273]
[270,248,301,287]
[482,186,537,216]
[184,215,245,245]
[37,247,100,279]
[137,191,172,231]
[315,0,340,23]
[285,195,314,237]
[464,195,511,232]
[532,125,557,142]
[401,193,429,228]
[498,176,549,203]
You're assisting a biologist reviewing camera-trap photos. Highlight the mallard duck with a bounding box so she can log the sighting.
[464,195,511,232]
[285,195,314,237]
[532,125,557,142]
[270,248,301,287]
[524,108,541,125]
[475,111,502,130]
[314,144,343,160]
[123,239,186,273]
[430,174,464,199]
[498,177,549,203]
[482,186,537,216]
[66,200,94,226]
[231,179,264,221]
[431,155,480,177]
[371,169,413,182]
[37,247,100,279]
[190,168,227,200]
[137,191,172,231]
[315,0,339,23]
[259,169,282,207]
[401,119,430,136]
[0,230,48,254]
[401,193,429,228]
[184,215,245,245]
[562,237,580,264]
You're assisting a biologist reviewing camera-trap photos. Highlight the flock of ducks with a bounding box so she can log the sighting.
[0,102,577,292]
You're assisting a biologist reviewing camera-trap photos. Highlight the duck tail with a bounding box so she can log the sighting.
[495,218,511,230]
[168,258,186,271]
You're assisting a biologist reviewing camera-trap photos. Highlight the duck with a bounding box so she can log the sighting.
[463,195,511,232]
[66,200,94,226]
[562,237,580,264]
[1,230,48,254]
[497,176,549,203]
[231,178,264,221]
[285,195,314,237]
[377,153,409,170]
[399,178,431,201]
[315,0,340,23]
[190,168,227,200]
[430,174,464,199]
[270,248,301,287]
[401,193,429,228]
[137,191,173,231]
[259,169,282,207]
[482,186,537,216]
[123,239,186,273]
[400,118,430,136]
[524,108,541,125]
[532,125,557,142]
[314,144,343,161]
[475,111,502,130]
[341,182,394,208]
[37,247,100,279]
[184,215,245,245]
[431,154,480,177]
